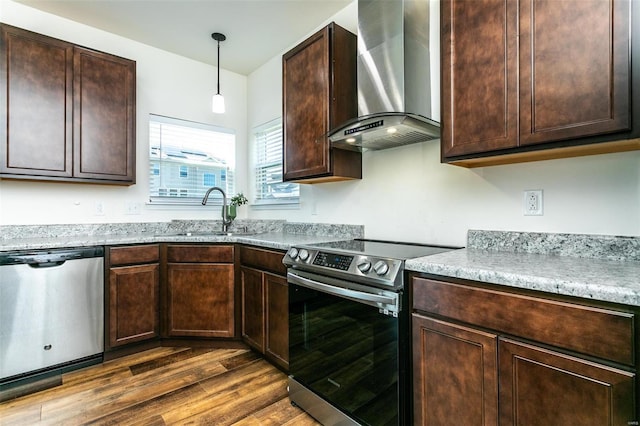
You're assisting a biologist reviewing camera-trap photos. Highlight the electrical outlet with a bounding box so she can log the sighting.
[524,190,543,216]
[125,202,141,215]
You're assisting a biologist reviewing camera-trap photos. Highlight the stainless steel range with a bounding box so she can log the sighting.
[284,239,458,426]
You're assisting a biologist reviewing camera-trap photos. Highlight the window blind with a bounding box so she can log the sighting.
[254,118,299,205]
[149,114,235,204]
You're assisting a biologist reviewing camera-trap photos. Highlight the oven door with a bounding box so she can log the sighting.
[288,269,406,426]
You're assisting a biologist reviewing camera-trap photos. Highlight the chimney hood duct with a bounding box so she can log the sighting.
[329,0,440,151]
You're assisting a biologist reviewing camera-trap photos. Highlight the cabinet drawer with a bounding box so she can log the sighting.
[239,246,286,275]
[413,277,635,366]
[109,244,159,266]
[167,245,233,263]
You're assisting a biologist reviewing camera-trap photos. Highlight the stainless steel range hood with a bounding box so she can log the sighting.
[329,0,440,151]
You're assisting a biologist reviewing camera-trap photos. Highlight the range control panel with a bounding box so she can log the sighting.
[283,246,403,289]
[313,252,353,271]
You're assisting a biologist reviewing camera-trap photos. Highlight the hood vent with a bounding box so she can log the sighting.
[329,0,440,151]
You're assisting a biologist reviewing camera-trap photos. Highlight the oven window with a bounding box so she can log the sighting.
[289,283,399,426]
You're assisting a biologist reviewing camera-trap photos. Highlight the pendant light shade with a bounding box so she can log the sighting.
[212,93,225,114]
[211,32,226,114]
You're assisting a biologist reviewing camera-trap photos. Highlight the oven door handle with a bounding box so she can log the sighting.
[287,271,398,310]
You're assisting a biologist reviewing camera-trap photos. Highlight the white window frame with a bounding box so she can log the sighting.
[149,114,236,206]
[252,118,299,207]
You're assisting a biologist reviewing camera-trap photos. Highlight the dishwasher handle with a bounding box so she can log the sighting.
[0,246,104,266]
[28,261,67,269]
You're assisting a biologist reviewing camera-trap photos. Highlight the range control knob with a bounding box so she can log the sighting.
[373,260,389,276]
[289,248,299,259]
[357,261,372,273]
[298,249,310,261]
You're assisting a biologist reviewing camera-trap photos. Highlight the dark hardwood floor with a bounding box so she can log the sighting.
[0,347,321,425]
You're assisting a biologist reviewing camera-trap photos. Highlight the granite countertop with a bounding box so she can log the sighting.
[0,231,351,252]
[0,220,363,252]
[406,230,640,307]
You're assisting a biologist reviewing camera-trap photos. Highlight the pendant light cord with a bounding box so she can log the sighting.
[216,39,221,95]
[211,32,226,113]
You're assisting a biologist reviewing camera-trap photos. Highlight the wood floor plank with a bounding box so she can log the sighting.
[0,403,42,425]
[129,347,216,376]
[0,367,133,421]
[0,347,317,426]
[64,347,188,385]
[39,351,231,424]
[170,370,288,425]
[218,350,262,370]
[85,382,206,426]
[198,359,273,396]
[0,347,190,412]
[282,413,324,426]
[159,360,276,424]
[232,397,320,426]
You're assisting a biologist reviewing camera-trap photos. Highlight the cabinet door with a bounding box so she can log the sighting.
[519,0,630,145]
[412,314,498,426]
[265,272,288,370]
[441,0,518,158]
[499,338,635,425]
[108,263,159,347]
[283,26,331,180]
[282,23,360,182]
[0,24,73,177]
[73,46,135,183]
[166,263,234,338]
[240,266,265,351]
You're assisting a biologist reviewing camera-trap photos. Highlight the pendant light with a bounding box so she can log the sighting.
[211,32,226,114]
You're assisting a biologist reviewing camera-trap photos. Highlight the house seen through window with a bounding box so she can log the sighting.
[254,118,299,205]
[149,114,235,204]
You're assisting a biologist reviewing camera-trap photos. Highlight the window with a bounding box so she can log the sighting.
[203,173,215,187]
[149,114,235,204]
[253,118,299,205]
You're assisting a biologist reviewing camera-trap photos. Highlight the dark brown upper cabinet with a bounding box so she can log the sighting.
[282,22,361,183]
[0,24,136,184]
[441,0,636,167]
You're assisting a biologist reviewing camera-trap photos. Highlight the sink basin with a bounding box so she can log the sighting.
[158,231,256,237]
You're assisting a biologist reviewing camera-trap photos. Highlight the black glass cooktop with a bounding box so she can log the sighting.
[304,239,460,260]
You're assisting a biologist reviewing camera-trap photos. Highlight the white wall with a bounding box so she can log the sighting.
[247,2,640,246]
[0,0,248,225]
[2,1,639,247]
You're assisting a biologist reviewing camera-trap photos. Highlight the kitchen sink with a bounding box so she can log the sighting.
[158,231,257,237]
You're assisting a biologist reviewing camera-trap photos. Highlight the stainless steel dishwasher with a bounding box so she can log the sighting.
[0,246,104,382]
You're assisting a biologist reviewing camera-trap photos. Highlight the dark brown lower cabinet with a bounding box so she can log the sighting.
[412,275,638,425]
[239,246,288,370]
[106,244,160,349]
[499,338,635,426]
[264,272,288,368]
[412,314,498,425]
[240,266,264,351]
[240,267,289,370]
[165,245,235,338]
[109,264,159,347]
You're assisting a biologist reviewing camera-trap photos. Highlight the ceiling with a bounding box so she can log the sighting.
[15,0,355,75]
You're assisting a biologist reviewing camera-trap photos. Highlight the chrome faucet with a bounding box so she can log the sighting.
[202,187,233,233]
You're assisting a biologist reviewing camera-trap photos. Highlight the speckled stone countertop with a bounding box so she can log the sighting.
[0,220,364,252]
[406,230,640,307]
